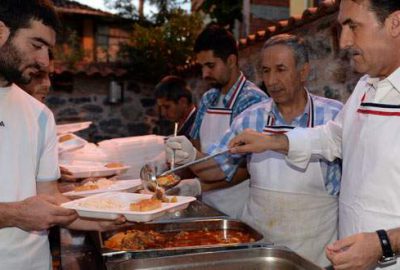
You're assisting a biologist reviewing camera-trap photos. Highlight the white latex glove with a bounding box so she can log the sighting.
[165,178,202,197]
[165,136,196,165]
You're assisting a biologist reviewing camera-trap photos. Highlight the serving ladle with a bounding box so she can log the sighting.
[140,148,232,193]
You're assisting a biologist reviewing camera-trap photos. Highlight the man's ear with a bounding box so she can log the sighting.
[0,21,10,46]
[388,11,400,38]
[178,96,189,107]
[300,62,310,82]
[226,54,237,69]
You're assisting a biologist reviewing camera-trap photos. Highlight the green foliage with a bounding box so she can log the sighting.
[53,29,85,68]
[120,9,203,80]
[201,0,242,30]
[105,0,138,19]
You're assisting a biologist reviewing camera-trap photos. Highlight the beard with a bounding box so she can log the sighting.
[204,77,223,89]
[0,39,39,85]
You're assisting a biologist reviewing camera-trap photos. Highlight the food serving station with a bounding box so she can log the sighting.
[58,200,323,270]
[56,125,324,270]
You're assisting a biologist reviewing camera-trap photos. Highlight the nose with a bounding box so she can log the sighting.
[160,107,167,117]
[202,66,210,79]
[264,71,277,88]
[42,74,51,89]
[339,26,353,50]
[36,48,50,69]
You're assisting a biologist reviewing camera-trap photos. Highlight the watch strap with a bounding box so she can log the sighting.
[376,229,396,264]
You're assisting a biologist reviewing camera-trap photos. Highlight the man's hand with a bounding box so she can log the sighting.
[14,195,78,231]
[165,178,202,197]
[165,136,197,165]
[229,129,289,154]
[326,232,382,270]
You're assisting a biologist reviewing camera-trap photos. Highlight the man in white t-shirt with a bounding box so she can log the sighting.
[0,1,124,269]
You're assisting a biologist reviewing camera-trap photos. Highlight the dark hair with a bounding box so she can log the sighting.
[368,0,400,24]
[263,34,309,69]
[0,0,60,35]
[154,76,193,104]
[194,24,238,62]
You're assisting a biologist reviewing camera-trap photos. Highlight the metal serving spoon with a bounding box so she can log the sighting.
[139,148,231,193]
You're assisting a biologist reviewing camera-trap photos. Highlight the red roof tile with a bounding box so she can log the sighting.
[238,0,339,49]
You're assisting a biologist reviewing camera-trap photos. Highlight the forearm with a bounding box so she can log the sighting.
[269,134,289,154]
[189,151,226,181]
[201,167,249,191]
[0,202,19,228]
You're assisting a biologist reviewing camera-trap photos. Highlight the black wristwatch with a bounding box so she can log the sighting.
[376,229,397,266]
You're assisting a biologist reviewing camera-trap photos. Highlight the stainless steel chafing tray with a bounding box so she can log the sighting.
[106,246,323,270]
[93,218,265,261]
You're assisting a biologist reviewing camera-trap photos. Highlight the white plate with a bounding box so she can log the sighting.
[58,133,87,153]
[56,121,92,135]
[60,161,130,178]
[61,192,196,222]
[62,179,142,197]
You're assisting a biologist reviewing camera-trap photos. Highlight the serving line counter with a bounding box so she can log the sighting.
[58,199,325,270]
[59,200,227,270]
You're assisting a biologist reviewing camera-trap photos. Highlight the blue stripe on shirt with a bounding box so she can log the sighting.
[190,78,268,139]
[208,94,343,196]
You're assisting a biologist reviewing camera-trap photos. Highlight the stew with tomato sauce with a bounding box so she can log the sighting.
[104,229,255,250]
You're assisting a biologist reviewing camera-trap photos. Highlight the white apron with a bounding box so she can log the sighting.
[340,88,400,270]
[241,99,338,267]
[200,75,250,218]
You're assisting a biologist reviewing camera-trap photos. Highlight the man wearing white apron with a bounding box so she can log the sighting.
[229,1,400,269]
[185,25,267,217]
[167,34,343,266]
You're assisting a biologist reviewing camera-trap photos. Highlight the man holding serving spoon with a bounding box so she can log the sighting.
[166,34,343,266]
[180,24,268,217]
[229,1,400,269]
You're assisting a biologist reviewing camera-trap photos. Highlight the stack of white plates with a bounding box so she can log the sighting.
[97,135,167,179]
[60,143,110,164]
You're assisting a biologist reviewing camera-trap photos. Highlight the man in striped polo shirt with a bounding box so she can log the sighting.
[166,24,268,217]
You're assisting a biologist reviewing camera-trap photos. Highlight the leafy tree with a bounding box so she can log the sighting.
[119,9,203,80]
[53,28,85,68]
[201,0,242,31]
[103,0,202,80]
[105,0,190,24]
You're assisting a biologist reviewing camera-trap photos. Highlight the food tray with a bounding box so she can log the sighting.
[62,179,142,197]
[106,246,323,270]
[94,218,264,260]
[56,121,92,135]
[59,160,130,178]
[61,192,196,222]
[58,133,87,153]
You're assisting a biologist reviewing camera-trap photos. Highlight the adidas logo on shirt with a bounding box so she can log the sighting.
[0,121,4,127]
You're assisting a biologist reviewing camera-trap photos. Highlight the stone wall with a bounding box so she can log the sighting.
[48,11,362,141]
[237,12,362,103]
[47,75,160,142]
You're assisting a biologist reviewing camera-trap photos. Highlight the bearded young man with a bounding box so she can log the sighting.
[168,24,268,218]
[0,1,124,269]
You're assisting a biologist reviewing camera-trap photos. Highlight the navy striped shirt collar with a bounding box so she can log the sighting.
[267,89,313,127]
